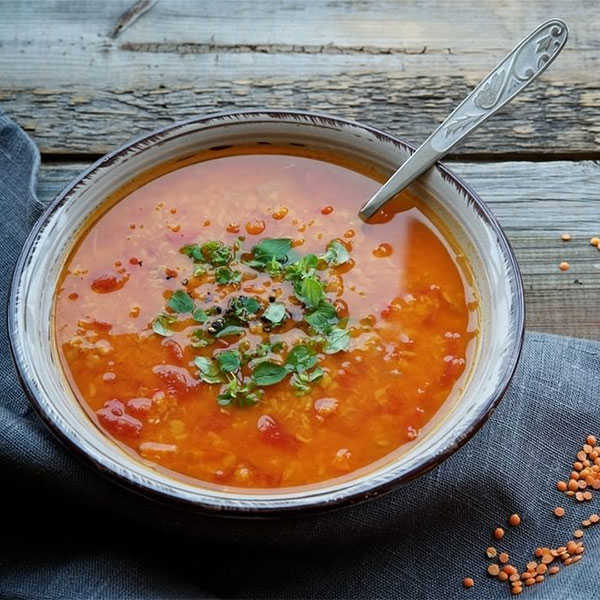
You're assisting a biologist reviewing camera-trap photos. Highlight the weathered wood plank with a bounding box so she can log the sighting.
[3,73,600,157]
[36,159,600,340]
[0,1,598,155]
[5,1,595,57]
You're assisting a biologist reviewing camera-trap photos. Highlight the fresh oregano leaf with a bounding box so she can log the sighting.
[215,325,246,339]
[305,300,338,334]
[168,290,194,313]
[263,302,287,325]
[252,361,288,386]
[285,344,318,372]
[152,313,176,337]
[194,356,223,384]
[323,327,350,354]
[192,308,208,323]
[297,276,324,309]
[323,240,350,266]
[215,267,242,285]
[216,350,241,373]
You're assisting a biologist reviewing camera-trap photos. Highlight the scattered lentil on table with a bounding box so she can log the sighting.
[464,435,600,593]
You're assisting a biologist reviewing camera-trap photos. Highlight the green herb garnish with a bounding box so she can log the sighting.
[296,275,324,309]
[324,327,350,354]
[290,367,324,396]
[216,349,241,373]
[285,344,318,372]
[168,290,195,314]
[228,295,260,322]
[252,361,288,386]
[152,313,176,336]
[263,302,287,326]
[215,266,242,285]
[153,236,356,407]
[194,356,223,384]
[192,308,208,323]
[214,325,246,339]
[218,376,262,407]
[305,300,338,334]
[201,241,233,266]
[323,240,350,267]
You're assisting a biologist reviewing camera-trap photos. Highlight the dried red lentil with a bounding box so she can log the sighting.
[462,577,474,589]
[509,513,521,527]
[470,436,600,594]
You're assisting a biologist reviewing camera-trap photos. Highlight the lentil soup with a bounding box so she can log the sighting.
[54,147,478,489]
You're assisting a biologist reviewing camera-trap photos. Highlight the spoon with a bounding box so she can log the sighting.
[358,19,568,221]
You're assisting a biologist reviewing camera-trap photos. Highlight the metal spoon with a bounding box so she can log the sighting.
[358,19,568,221]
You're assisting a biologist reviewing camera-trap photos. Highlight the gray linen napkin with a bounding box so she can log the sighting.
[1,110,599,600]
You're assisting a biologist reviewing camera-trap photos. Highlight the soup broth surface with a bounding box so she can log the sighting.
[55,149,477,488]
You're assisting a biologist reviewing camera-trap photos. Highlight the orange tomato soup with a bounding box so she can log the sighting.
[54,148,477,488]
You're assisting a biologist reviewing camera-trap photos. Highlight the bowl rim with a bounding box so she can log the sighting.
[8,109,525,517]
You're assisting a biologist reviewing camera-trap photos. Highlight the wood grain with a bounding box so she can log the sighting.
[1,1,599,156]
[37,159,600,340]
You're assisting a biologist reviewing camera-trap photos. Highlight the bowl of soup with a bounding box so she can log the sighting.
[9,111,524,516]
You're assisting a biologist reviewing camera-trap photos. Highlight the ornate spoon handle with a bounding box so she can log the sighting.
[359,19,568,221]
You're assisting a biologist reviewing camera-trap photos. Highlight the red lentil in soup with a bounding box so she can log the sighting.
[55,147,477,488]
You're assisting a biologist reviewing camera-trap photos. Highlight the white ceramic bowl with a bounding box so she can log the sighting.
[9,111,524,516]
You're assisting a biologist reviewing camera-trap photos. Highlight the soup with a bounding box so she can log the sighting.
[55,148,477,488]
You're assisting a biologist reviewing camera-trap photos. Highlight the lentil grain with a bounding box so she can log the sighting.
[487,564,500,577]
[509,513,521,527]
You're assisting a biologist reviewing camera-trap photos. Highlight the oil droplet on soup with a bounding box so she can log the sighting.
[55,149,477,488]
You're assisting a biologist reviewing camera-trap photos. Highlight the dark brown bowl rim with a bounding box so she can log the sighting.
[8,109,525,518]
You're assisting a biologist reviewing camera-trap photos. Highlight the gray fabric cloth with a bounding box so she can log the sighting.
[1,110,599,600]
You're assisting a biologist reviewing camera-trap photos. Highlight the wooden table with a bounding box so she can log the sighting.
[2,1,598,339]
